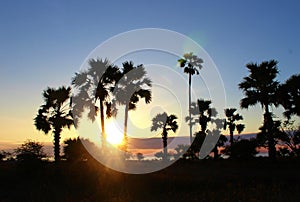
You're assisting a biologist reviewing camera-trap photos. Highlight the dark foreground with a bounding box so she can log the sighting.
[1,158,300,202]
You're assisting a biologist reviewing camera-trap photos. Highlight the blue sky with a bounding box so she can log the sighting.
[0,1,299,144]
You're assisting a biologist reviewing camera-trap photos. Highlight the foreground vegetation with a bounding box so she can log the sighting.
[1,158,300,201]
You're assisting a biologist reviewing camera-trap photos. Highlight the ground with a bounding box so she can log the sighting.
[1,158,300,201]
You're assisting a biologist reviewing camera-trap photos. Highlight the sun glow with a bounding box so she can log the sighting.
[106,121,124,145]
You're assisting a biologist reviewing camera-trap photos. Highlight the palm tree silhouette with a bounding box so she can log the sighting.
[197,99,215,133]
[113,61,152,152]
[72,58,121,147]
[151,112,178,161]
[178,52,204,144]
[188,99,216,132]
[34,86,73,162]
[279,74,300,119]
[239,60,280,159]
[224,108,245,146]
[189,99,217,158]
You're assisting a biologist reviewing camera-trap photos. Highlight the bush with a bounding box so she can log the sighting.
[15,140,46,162]
[224,139,258,159]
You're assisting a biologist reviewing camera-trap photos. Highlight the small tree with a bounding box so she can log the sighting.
[154,151,164,160]
[151,112,178,161]
[224,108,245,146]
[15,140,46,162]
[63,138,95,162]
[272,120,300,157]
[136,152,144,161]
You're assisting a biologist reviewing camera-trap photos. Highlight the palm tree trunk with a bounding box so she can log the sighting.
[188,73,192,145]
[123,102,129,152]
[213,146,218,160]
[265,104,276,159]
[99,99,106,148]
[230,129,234,146]
[162,129,168,161]
[54,128,61,162]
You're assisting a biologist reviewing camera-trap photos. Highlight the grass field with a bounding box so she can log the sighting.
[1,158,300,201]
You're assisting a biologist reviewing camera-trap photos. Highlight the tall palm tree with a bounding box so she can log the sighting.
[178,53,204,144]
[224,108,245,146]
[34,86,73,162]
[151,112,178,161]
[72,58,121,147]
[239,60,280,159]
[278,74,300,119]
[113,61,152,152]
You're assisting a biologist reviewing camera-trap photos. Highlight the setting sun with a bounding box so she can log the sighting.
[106,121,124,145]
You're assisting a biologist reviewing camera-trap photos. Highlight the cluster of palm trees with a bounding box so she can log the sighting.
[239,60,300,159]
[34,54,299,162]
[35,59,152,161]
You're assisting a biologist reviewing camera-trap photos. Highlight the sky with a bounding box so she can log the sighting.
[0,1,299,148]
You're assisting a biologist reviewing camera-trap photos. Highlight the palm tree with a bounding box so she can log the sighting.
[72,58,121,147]
[113,61,152,152]
[189,99,216,158]
[34,86,73,162]
[151,112,178,161]
[188,99,215,132]
[197,99,215,133]
[224,108,245,146]
[278,74,300,119]
[239,60,280,159]
[178,52,204,144]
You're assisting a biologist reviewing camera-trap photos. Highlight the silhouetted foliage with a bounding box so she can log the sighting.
[34,86,73,162]
[239,60,280,159]
[178,52,204,144]
[136,152,144,161]
[151,112,178,161]
[15,140,46,162]
[278,74,300,119]
[188,99,216,133]
[0,150,11,161]
[72,59,121,147]
[154,151,174,160]
[256,117,285,151]
[224,139,258,159]
[275,121,300,157]
[0,152,5,161]
[173,144,190,159]
[224,108,245,146]
[63,138,96,162]
[187,99,223,159]
[113,61,152,152]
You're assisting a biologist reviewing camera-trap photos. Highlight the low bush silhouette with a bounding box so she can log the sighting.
[224,139,258,159]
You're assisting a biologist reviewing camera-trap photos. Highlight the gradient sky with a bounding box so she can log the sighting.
[0,1,299,147]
